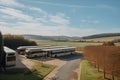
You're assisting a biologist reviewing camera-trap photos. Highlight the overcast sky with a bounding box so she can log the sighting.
[0,0,120,37]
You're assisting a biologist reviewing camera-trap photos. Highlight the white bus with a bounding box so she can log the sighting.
[17,45,51,54]
[25,47,47,58]
[4,46,16,66]
[42,47,75,57]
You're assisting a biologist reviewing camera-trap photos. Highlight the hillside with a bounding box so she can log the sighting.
[82,33,120,39]
[86,36,120,42]
[22,33,120,41]
[22,35,80,41]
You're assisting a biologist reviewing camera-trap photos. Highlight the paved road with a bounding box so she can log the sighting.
[54,54,83,80]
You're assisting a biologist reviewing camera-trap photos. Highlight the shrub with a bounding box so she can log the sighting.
[102,41,115,46]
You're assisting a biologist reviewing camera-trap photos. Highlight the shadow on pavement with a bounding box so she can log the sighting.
[31,52,84,62]
[56,53,84,61]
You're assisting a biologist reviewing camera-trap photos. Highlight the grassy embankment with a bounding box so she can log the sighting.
[80,60,103,80]
[0,60,55,80]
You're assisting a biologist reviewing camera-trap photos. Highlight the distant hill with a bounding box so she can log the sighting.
[82,33,120,39]
[22,33,120,41]
[22,35,80,41]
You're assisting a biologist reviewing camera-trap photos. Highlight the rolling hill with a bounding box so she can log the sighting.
[22,33,120,41]
[82,33,120,39]
[22,35,80,41]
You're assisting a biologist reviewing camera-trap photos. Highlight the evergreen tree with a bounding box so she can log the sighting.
[0,31,6,71]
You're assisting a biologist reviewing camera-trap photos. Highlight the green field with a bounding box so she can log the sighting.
[0,60,55,80]
[35,40,102,49]
[80,60,103,80]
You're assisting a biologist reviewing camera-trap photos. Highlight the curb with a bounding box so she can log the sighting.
[78,60,82,80]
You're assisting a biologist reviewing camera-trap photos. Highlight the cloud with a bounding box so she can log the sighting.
[0,22,97,37]
[33,1,114,9]
[96,4,115,9]
[0,7,33,21]
[29,7,70,25]
[0,5,74,36]
[0,0,24,7]
[34,1,88,8]
[49,13,70,25]
[0,5,70,25]
[80,19,100,24]
[0,21,8,25]
[30,7,47,16]
[0,5,96,36]
[0,0,106,36]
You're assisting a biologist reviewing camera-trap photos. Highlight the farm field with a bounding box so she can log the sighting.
[35,40,102,49]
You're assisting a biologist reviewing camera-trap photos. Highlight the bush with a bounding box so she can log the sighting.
[102,41,115,46]
[113,39,120,43]
[3,34,37,50]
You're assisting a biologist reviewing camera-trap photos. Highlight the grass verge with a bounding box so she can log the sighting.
[80,60,103,80]
[0,60,55,80]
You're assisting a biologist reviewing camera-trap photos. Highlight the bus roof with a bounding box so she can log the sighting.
[42,47,75,52]
[4,46,16,53]
[17,45,51,49]
[26,46,69,51]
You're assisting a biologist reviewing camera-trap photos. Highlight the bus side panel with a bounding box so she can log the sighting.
[6,54,16,67]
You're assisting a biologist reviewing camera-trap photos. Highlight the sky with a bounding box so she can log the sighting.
[0,0,120,37]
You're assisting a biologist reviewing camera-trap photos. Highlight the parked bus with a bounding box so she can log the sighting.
[25,47,47,58]
[4,46,16,66]
[42,47,75,57]
[17,45,50,54]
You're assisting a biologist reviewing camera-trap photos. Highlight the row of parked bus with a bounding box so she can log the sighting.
[4,45,75,67]
[17,46,75,58]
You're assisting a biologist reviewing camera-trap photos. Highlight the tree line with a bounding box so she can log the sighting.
[84,45,120,80]
[3,34,37,49]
